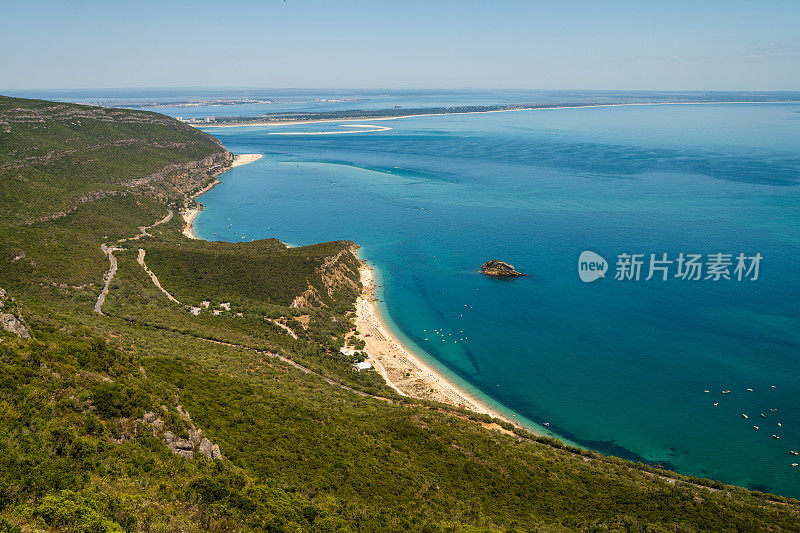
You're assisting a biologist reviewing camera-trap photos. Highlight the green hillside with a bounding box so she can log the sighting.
[1,95,798,532]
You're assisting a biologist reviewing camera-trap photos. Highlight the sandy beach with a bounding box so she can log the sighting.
[268,124,393,135]
[181,208,201,240]
[181,153,262,239]
[231,153,263,167]
[354,263,526,430]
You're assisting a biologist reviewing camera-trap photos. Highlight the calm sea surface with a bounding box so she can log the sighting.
[8,86,799,495]
[189,102,800,496]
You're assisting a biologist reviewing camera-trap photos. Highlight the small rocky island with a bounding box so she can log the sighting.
[480,260,527,277]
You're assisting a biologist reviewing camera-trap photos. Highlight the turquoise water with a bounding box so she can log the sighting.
[194,103,800,497]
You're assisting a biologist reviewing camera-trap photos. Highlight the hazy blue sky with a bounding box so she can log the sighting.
[2,0,799,90]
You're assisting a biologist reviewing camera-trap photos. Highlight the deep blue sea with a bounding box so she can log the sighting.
[17,89,799,496]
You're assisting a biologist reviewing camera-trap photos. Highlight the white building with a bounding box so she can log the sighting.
[220,302,231,311]
[354,361,372,371]
[212,309,222,316]
[189,307,201,315]
[340,347,356,356]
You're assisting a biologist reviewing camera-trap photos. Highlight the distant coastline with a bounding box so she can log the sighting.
[191,100,800,129]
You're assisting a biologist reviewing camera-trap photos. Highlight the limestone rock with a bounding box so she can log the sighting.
[211,444,223,460]
[189,428,203,447]
[0,313,31,338]
[197,438,213,459]
[145,405,222,460]
[173,438,193,451]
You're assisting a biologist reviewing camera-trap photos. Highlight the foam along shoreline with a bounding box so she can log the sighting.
[192,100,800,129]
[354,263,532,434]
[182,153,262,239]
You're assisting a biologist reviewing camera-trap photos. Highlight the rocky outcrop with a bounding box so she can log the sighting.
[291,242,362,309]
[291,284,324,309]
[319,244,362,297]
[0,287,31,338]
[123,151,234,200]
[480,260,526,277]
[141,406,223,460]
[0,313,31,339]
[289,241,361,309]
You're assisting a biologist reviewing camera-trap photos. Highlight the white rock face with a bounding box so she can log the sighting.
[0,287,31,339]
[197,438,213,459]
[0,313,30,338]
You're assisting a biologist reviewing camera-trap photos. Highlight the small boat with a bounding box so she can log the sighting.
[746,388,753,392]
[742,414,749,419]
[770,408,778,412]
[771,385,776,389]
[761,413,767,418]
[704,390,710,393]
[753,425,759,429]
[772,435,781,439]
[543,422,550,427]
[778,422,782,427]
[713,402,719,406]
[790,450,798,456]
[721,390,731,394]
[792,463,799,467]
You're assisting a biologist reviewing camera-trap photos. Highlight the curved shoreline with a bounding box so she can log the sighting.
[182,150,544,433]
[353,262,534,431]
[181,153,263,239]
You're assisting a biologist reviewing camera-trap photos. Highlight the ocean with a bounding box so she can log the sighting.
[19,89,798,496]
[188,101,800,497]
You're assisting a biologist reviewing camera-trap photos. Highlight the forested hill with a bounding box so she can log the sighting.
[0,95,231,222]
[0,95,798,532]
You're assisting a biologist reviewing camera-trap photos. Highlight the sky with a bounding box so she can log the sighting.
[1,0,799,90]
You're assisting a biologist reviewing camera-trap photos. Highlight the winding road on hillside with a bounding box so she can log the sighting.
[137,248,182,304]
[94,209,173,314]
[94,244,120,315]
